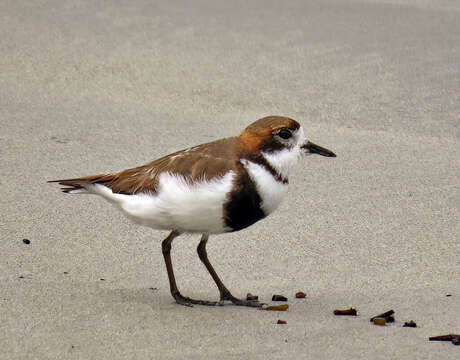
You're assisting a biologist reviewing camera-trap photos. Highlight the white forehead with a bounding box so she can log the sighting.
[295,126,307,146]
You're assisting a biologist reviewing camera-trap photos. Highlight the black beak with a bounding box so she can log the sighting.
[301,141,336,157]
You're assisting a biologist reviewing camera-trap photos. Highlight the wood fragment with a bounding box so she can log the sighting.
[429,334,460,341]
[334,308,357,316]
[370,310,394,323]
[262,304,289,311]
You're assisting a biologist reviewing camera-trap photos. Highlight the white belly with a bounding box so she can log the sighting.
[241,160,288,215]
[90,171,235,234]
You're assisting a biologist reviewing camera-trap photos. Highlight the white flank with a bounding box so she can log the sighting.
[261,126,306,178]
[85,171,235,234]
[67,188,89,194]
[241,160,288,215]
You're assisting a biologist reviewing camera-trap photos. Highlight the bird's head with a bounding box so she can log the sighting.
[238,115,336,178]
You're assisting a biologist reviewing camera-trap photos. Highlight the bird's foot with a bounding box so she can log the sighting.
[230,297,265,308]
[219,292,264,308]
[172,292,219,307]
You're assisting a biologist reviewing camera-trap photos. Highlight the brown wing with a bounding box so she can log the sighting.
[49,137,241,194]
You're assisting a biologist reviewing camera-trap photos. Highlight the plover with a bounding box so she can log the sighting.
[49,116,336,307]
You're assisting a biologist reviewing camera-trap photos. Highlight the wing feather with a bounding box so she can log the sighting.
[49,137,241,194]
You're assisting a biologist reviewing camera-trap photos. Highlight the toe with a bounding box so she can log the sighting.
[173,293,218,306]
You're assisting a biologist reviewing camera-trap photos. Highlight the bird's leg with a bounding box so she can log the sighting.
[161,231,218,307]
[197,234,263,307]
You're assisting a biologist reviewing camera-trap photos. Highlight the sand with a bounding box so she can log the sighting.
[1,0,459,359]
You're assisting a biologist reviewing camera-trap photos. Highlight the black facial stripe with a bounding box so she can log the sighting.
[243,153,288,184]
[259,139,285,153]
[257,156,288,184]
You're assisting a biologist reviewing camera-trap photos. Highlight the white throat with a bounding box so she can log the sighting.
[261,127,306,179]
[241,159,288,215]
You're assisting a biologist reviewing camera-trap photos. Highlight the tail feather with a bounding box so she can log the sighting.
[48,174,116,193]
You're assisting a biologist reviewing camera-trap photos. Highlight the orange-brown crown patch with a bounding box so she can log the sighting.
[238,116,300,152]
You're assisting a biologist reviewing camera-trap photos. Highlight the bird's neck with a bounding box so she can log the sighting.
[260,147,302,181]
[241,152,289,184]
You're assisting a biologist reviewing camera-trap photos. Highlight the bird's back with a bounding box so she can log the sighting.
[52,137,243,195]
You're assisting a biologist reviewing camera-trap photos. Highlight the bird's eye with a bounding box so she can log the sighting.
[277,129,292,140]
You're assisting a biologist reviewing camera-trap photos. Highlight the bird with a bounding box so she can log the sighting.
[49,115,336,307]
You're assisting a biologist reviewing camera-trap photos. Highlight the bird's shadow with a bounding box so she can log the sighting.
[101,287,247,311]
[102,287,165,307]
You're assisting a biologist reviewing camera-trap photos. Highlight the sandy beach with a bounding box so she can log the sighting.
[1,0,459,359]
